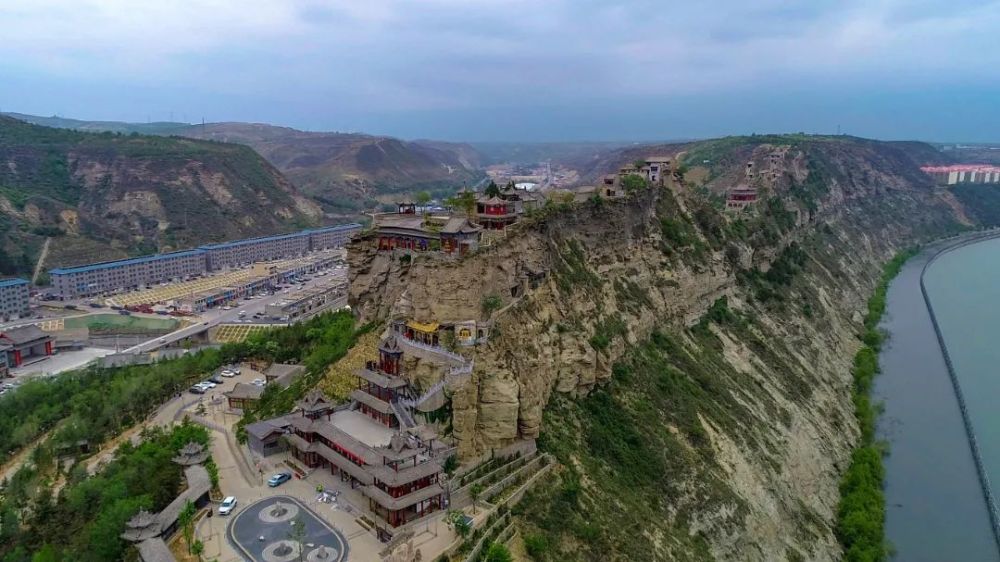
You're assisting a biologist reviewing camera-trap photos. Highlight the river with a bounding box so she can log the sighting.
[875,238,999,561]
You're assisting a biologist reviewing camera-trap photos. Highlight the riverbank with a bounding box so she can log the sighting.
[837,250,912,561]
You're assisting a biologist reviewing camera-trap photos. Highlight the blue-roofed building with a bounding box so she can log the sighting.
[0,278,30,321]
[49,250,208,299]
[47,222,362,301]
[308,223,363,251]
[199,232,311,271]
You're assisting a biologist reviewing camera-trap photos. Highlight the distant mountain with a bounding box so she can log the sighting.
[7,113,485,213]
[3,112,190,136]
[0,115,322,277]
[172,123,484,211]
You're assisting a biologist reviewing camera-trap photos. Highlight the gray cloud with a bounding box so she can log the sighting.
[1,0,998,140]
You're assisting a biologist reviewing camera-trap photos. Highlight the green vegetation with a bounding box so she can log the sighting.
[836,249,915,562]
[64,313,179,334]
[0,422,209,562]
[237,311,362,439]
[482,294,503,315]
[0,346,235,465]
[483,542,514,562]
[620,174,648,193]
[553,239,601,295]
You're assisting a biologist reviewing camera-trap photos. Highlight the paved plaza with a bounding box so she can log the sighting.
[227,496,349,562]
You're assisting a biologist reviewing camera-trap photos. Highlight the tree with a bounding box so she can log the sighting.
[484,181,501,198]
[192,540,205,562]
[470,482,484,514]
[415,191,432,207]
[483,542,514,562]
[633,158,647,170]
[288,515,307,562]
[621,174,647,193]
[178,500,196,554]
[446,191,477,218]
[443,454,459,476]
[445,510,471,539]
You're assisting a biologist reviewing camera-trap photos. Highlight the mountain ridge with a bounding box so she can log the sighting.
[0,115,322,276]
[5,113,486,213]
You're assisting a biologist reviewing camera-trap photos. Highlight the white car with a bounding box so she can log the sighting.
[222,306,232,311]
[218,496,237,515]
[220,370,236,378]
[252,378,266,387]
[200,381,217,389]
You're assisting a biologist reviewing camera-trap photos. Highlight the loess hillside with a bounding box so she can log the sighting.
[0,116,322,276]
[348,135,967,560]
[174,122,484,213]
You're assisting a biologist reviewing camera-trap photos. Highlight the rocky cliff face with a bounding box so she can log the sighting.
[349,136,962,560]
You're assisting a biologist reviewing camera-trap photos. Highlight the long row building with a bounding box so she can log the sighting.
[921,164,1000,186]
[50,224,361,299]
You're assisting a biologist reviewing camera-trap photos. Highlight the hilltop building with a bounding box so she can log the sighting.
[921,165,1000,186]
[373,207,482,255]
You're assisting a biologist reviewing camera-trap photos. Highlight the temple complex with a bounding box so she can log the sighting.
[373,208,482,255]
[248,334,451,538]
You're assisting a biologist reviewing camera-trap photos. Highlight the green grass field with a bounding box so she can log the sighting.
[63,313,179,332]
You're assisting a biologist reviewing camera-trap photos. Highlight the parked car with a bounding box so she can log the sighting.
[220,369,236,378]
[251,378,266,387]
[200,381,217,389]
[188,385,206,395]
[88,302,103,308]
[218,496,237,515]
[208,374,223,384]
[267,472,292,487]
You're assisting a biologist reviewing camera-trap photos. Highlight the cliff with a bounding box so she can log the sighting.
[0,115,323,275]
[348,136,963,560]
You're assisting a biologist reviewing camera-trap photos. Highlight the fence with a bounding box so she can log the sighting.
[919,231,1000,552]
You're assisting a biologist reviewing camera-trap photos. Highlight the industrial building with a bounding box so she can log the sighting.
[0,278,30,321]
[49,223,361,299]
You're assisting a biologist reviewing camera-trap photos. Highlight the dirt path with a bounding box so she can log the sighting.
[31,237,51,284]
[0,430,53,483]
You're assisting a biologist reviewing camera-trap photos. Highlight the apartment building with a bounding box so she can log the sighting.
[50,250,208,299]
[0,278,30,321]
[308,223,363,251]
[199,232,310,271]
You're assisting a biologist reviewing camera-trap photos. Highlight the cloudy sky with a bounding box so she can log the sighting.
[2,0,999,141]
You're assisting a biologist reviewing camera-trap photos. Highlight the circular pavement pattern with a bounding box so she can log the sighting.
[262,540,302,562]
[227,496,349,562]
[258,500,301,524]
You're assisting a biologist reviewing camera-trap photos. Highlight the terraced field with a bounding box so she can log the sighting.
[213,323,273,343]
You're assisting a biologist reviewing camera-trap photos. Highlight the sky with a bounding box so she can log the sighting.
[1,0,999,142]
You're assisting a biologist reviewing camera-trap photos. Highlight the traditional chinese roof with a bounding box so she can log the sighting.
[362,481,446,511]
[351,389,394,414]
[297,389,333,413]
[122,510,159,542]
[478,196,507,205]
[356,367,409,389]
[440,217,482,235]
[225,382,264,401]
[406,320,439,333]
[172,441,209,466]
[0,325,52,346]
